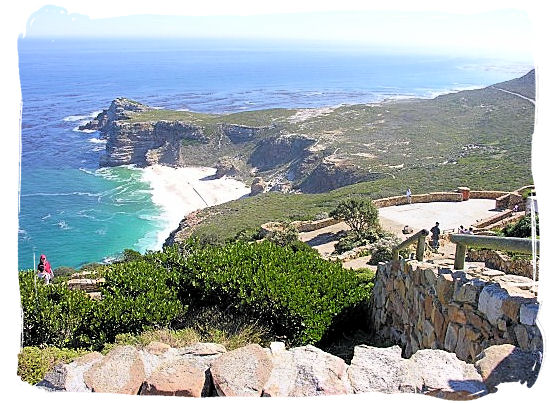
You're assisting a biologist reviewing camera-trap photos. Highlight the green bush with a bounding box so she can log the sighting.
[264,222,299,247]
[19,270,96,348]
[19,257,185,350]
[18,346,87,385]
[167,240,372,345]
[334,232,366,254]
[368,233,402,264]
[502,214,539,238]
[20,241,373,350]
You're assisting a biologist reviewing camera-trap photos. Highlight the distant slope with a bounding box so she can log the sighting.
[491,69,535,101]
[162,71,536,244]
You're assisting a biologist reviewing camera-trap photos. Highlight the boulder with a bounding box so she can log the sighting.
[348,345,416,393]
[83,345,145,394]
[475,344,541,391]
[263,345,352,396]
[250,177,267,196]
[210,344,273,396]
[478,283,510,325]
[37,352,104,392]
[214,159,239,178]
[409,349,487,398]
[140,359,207,397]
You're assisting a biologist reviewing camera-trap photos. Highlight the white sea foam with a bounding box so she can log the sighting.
[63,115,90,122]
[63,110,102,122]
[57,220,71,230]
[73,127,97,133]
[88,138,107,144]
[139,165,250,251]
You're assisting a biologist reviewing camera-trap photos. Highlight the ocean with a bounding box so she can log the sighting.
[17,38,533,269]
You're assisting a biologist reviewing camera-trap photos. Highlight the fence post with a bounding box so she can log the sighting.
[454,243,467,270]
[416,235,426,262]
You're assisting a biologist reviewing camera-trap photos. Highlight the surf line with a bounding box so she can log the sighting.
[189,182,209,207]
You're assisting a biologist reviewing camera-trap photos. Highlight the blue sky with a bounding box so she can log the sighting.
[22,5,534,61]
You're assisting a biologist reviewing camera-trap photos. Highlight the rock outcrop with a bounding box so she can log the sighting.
[250,177,267,196]
[299,158,383,193]
[78,97,152,132]
[100,120,208,167]
[248,134,316,171]
[41,341,545,398]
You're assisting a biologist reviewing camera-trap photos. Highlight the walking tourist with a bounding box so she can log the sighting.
[430,222,441,250]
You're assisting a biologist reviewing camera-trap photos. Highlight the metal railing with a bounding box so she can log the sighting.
[392,229,429,262]
[449,234,540,270]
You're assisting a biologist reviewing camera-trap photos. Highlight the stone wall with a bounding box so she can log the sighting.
[469,191,509,200]
[291,218,341,232]
[475,210,514,229]
[370,259,542,363]
[496,193,525,211]
[467,249,536,280]
[373,192,463,208]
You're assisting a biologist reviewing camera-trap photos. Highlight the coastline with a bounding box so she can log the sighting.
[140,165,251,250]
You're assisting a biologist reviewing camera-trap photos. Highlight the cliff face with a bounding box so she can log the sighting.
[85,98,367,193]
[100,120,208,167]
[248,135,316,170]
[299,159,383,193]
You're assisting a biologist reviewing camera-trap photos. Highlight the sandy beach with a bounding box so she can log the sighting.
[141,165,250,249]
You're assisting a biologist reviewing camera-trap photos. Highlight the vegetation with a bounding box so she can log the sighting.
[330,198,379,236]
[19,240,374,355]
[500,214,539,238]
[18,346,88,385]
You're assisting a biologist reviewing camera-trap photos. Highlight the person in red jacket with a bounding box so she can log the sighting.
[37,254,54,282]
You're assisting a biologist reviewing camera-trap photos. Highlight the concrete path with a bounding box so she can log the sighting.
[378,199,498,235]
[299,199,499,267]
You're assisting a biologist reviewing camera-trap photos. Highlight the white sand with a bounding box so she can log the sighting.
[141,165,250,249]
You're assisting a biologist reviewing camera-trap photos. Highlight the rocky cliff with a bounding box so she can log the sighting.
[83,69,535,195]
[81,98,379,193]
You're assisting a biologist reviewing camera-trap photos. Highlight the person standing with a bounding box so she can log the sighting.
[430,222,441,250]
[38,254,54,281]
[406,188,412,204]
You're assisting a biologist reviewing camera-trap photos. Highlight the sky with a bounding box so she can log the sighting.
[3,1,550,403]
[19,4,535,61]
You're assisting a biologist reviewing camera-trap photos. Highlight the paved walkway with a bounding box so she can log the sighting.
[378,199,498,235]
[299,199,499,269]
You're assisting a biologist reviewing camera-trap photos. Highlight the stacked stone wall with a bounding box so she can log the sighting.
[469,191,509,200]
[291,218,341,232]
[370,260,541,363]
[467,249,536,280]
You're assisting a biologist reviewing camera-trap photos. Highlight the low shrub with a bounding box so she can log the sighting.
[18,346,88,385]
[334,232,365,254]
[19,270,96,348]
[368,233,402,264]
[19,257,185,351]
[168,240,373,346]
[502,214,539,238]
[20,241,373,351]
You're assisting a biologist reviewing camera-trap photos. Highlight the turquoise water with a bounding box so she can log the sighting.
[17,38,533,269]
[19,166,166,269]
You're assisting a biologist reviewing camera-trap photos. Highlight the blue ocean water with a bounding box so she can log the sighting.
[17,38,533,269]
